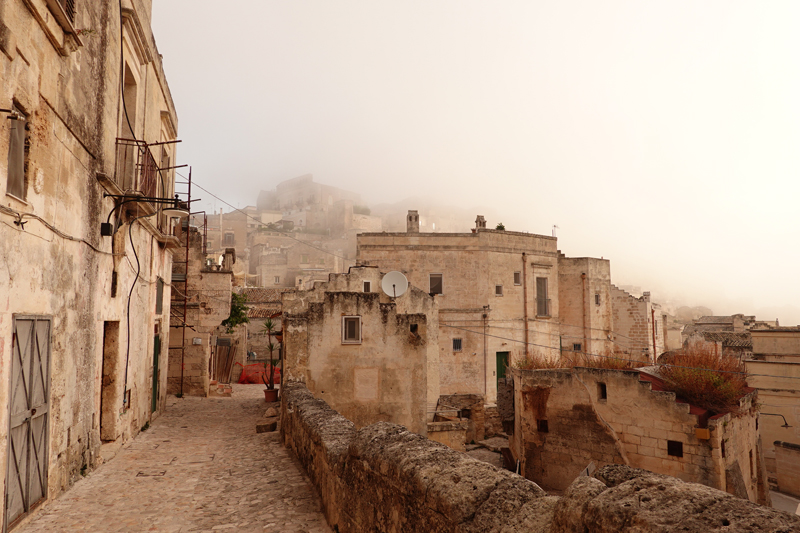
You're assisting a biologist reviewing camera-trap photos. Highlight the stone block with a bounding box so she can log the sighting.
[256,417,278,433]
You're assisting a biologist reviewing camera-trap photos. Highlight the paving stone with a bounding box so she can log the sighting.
[16,384,331,533]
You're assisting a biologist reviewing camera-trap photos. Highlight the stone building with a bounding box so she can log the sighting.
[746,328,800,492]
[1,0,179,526]
[357,213,617,404]
[557,254,613,358]
[167,226,233,397]
[610,285,667,362]
[510,366,767,504]
[282,267,438,435]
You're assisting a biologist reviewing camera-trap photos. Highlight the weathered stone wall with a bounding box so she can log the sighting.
[775,441,800,498]
[281,383,800,532]
[557,255,614,357]
[282,267,437,435]
[357,228,563,404]
[511,367,764,502]
[438,393,485,442]
[610,286,665,360]
[168,226,232,396]
[1,0,177,522]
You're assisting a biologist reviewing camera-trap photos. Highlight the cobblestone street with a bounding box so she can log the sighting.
[17,385,330,533]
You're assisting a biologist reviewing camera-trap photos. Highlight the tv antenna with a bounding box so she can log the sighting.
[381,271,409,298]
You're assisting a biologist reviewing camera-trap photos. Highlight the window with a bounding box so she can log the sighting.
[155,278,164,315]
[342,316,361,344]
[273,276,280,284]
[667,440,683,458]
[495,285,503,296]
[573,343,582,352]
[537,419,549,433]
[410,324,418,334]
[301,254,309,263]
[6,106,28,200]
[223,232,235,246]
[595,293,600,306]
[721,439,726,458]
[452,338,462,352]
[363,281,371,293]
[536,277,549,316]
[429,274,443,295]
[514,272,521,285]
[598,382,607,400]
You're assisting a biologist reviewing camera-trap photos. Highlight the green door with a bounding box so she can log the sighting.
[496,351,510,381]
[151,335,160,413]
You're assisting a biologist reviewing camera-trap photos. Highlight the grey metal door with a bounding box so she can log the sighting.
[4,317,50,530]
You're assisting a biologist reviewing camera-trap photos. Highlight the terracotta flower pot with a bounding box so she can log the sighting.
[264,388,279,403]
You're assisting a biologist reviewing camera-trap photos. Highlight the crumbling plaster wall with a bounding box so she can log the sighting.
[280,382,800,533]
[0,0,176,519]
[282,267,437,435]
[610,286,665,361]
[511,367,764,502]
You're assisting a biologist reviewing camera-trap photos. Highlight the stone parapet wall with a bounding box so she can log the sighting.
[280,382,800,532]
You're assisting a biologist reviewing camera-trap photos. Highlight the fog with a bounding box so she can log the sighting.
[152,1,800,325]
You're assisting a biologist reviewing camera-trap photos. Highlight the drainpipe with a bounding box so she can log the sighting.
[581,273,587,356]
[522,253,529,356]
[483,306,488,398]
[651,307,657,364]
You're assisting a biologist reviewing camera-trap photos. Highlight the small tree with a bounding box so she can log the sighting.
[221,292,249,333]
[496,222,505,230]
[262,318,281,390]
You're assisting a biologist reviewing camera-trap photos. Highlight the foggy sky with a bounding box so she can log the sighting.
[151,1,800,324]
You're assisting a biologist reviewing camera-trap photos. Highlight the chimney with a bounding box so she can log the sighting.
[407,210,419,233]
[223,247,236,271]
[475,215,486,230]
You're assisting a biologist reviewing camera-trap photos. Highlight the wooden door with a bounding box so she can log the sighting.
[496,351,509,382]
[4,317,50,530]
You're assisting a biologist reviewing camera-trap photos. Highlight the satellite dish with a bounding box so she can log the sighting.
[381,271,409,298]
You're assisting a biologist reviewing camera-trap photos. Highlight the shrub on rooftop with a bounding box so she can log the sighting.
[658,344,748,414]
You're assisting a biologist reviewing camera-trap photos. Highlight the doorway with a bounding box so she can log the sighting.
[496,351,510,382]
[4,316,51,530]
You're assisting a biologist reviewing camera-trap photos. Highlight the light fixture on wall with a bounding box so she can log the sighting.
[100,193,191,236]
[760,413,792,428]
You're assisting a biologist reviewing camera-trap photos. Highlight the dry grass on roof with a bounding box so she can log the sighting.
[658,345,749,415]
[515,352,645,371]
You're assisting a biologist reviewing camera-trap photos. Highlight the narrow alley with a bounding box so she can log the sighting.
[16,385,330,533]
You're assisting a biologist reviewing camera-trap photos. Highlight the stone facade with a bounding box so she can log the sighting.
[357,222,565,404]
[746,328,800,480]
[510,367,766,503]
[1,0,178,525]
[280,382,800,532]
[557,255,614,358]
[774,441,800,499]
[610,286,667,362]
[168,226,233,396]
[282,267,438,435]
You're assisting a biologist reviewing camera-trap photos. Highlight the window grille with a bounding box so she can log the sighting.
[61,0,76,25]
[452,338,462,352]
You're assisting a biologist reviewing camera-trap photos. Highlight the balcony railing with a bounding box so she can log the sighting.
[114,138,175,233]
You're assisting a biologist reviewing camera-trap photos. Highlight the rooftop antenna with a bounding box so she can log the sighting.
[552,225,559,238]
[381,271,409,298]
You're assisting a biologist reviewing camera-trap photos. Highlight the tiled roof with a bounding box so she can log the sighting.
[235,288,288,303]
[247,307,282,319]
[696,316,734,324]
[699,331,752,348]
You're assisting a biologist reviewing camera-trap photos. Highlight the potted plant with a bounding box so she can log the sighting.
[262,318,280,402]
